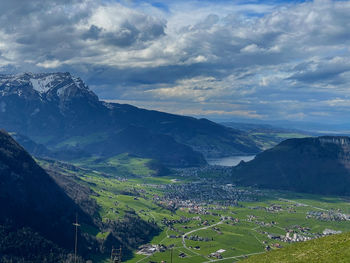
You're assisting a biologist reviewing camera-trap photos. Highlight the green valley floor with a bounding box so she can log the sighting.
[38,156,350,263]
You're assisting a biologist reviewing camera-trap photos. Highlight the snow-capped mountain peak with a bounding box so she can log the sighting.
[0,72,96,101]
[30,75,55,94]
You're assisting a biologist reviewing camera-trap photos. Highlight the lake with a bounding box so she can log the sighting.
[207,155,255,167]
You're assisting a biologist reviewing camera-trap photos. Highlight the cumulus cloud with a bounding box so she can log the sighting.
[86,4,166,46]
[1,0,350,123]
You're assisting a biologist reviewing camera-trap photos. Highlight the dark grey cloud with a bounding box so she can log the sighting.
[101,20,165,47]
[288,58,350,85]
[82,25,103,40]
[103,22,140,47]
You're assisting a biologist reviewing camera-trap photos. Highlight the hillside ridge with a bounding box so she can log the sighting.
[232,136,350,195]
[0,72,261,167]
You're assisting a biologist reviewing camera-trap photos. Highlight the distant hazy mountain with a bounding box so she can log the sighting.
[0,130,94,262]
[221,122,302,133]
[223,119,350,134]
[0,72,261,167]
[222,121,310,150]
[233,136,350,195]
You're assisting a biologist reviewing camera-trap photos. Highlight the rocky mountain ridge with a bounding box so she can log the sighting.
[0,72,261,167]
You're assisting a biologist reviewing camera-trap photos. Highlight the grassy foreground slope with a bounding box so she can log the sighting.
[241,232,350,263]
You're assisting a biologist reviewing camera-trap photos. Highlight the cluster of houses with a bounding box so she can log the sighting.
[266,231,312,243]
[208,249,226,259]
[252,219,277,227]
[265,204,283,212]
[174,165,232,178]
[154,192,240,215]
[159,178,259,206]
[185,235,212,242]
[161,216,192,227]
[265,226,342,244]
[249,204,291,213]
[284,231,313,242]
[306,211,350,221]
[322,229,342,235]
[136,244,166,256]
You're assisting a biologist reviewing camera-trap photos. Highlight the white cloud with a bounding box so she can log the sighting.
[240,44,264,53]
[36,59,62,69]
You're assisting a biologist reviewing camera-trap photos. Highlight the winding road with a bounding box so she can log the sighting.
[181,220,226,260]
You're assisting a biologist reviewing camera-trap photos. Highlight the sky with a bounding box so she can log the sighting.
[1,0,350,124]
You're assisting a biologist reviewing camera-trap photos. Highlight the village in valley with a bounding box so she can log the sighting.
[38,159,350,263]
[121,167,350,263]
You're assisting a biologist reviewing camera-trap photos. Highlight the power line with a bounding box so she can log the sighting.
[73,214,81,263]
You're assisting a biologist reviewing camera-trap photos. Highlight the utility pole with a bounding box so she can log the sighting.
[111,246,122,263]
[73,214,80,263]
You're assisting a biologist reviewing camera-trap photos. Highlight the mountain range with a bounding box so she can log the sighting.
[0,72,261,167]
[222,122,310,150]
[232,136,350,195]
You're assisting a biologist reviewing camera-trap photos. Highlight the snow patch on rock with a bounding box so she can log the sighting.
[30,75,55,94]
